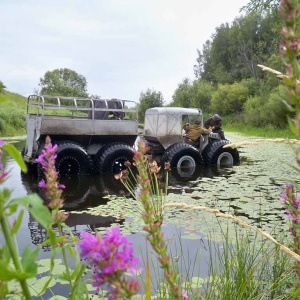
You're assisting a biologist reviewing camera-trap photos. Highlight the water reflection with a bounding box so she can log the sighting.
[21,162,237,249]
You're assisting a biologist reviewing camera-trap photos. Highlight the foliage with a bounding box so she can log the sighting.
[241,0,280,14]
[194,11,281,85]
[203,226,293,299]
[138,88,164,122]
[170,79,215,113]
[170,78,193,108]
[210,82,249,115]
[0,81,6,94]
[0,91,27,137]
[244,84,290,128]
[38,68,88,97]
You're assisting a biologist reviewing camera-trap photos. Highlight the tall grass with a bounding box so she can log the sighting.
[0,91,27,137]
[203,224,294,299]
[220,112,298,139]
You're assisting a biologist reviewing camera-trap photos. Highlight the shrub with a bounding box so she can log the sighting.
[211,82,249,115]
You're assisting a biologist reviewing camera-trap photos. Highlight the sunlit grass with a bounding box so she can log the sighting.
[224,123,297,139]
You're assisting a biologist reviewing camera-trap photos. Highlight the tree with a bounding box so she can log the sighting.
[194,11,281,85]
[171,78,193,107]
[38,68,88,97]
[190,79,215,113]
[0,81,6,94]
[139,88,164,121]
[210,82,249,115]
[241,0,280,14]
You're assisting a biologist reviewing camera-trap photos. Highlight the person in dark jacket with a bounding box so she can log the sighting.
[204,114,225,140]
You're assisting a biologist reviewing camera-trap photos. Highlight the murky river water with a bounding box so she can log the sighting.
[1,132,299,298]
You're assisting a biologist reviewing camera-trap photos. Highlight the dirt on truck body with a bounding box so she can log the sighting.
[22,95,239,179]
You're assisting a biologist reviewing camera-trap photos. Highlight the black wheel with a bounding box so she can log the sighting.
[96,143,134,175]
[55,142,92,176]
[202,140,240,168]
[161,143,202,178]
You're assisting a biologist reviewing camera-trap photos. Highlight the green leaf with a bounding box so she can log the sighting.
[11,209,24,235]
[2,143,27,173]
[0,280,8,298]
[0,188,13,205]
[0,263,19,281]
[12,194,52,229]
[21,245,39,277]
[75,282,89,300]
[34,276,53,296]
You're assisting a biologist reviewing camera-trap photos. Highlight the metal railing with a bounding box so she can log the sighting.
[27,95,138,120]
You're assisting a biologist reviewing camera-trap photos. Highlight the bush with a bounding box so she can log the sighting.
[211,82,249,115]
[244,85,290,128]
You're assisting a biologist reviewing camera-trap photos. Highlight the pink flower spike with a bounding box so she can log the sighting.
[182,289,188,299]
[38,179,46,188]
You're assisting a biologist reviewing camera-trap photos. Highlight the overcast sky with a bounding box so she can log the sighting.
[1,0,249,103]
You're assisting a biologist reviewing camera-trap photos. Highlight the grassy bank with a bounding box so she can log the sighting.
[0,91,27,137]
[223,123,298,139]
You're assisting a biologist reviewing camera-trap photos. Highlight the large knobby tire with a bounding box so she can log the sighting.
[55,142,92,176]
[202,140,240,168]
[97,143,134,176]
[161,143,202,178]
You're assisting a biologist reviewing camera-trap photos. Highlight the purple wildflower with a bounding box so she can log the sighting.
[38,179,46,188]
[78,227,141,299]
[182,289,188,299]
[35,136,64,209]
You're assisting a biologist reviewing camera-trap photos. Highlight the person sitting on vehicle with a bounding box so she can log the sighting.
[183,120,213,147]
[204,114,225,140]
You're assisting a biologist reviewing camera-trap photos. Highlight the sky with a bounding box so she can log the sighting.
[0,0,249,104]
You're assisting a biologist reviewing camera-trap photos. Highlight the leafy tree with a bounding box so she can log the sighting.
[241,0,280,13]
[138,88,164,121]
[194,11,281,85]
[211,82,249,115]
[190,79,215,112]
[171,78,193,107]
[38,68,88,97]
[0,81,6,94]
[244,85,289,127]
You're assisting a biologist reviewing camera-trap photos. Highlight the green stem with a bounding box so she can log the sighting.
[0,214,32,299]
[69,264,86,300]
[58,226,72,285]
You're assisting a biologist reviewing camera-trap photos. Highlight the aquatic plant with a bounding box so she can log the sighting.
[78,227,140,299]
[115,140,184,299]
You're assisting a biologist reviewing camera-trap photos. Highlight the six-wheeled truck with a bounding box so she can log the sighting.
[22,95,239,178]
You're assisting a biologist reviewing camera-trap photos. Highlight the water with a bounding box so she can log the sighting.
[1,134,299,298]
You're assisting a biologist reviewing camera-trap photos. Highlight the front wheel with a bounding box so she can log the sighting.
[161,143,202,178]
[202,140,239,168]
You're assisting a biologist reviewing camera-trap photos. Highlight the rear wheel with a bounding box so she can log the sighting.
[161,143,202,178]
[96,143,134,176]
[55,142,92,176]
[202,140,239,168]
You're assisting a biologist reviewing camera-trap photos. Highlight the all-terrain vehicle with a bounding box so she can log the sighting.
[22,95,239,177]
